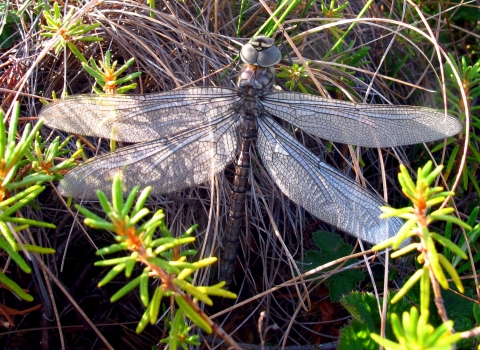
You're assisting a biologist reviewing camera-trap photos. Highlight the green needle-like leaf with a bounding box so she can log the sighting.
[429,214,472,230]
[0,237,31,273]
[174,295,212,333]
[0,271,33,301]
[136,303,151,333]
[98,262,127,286]
[140,268,150,307]
[149,286,163,324]
[110,275,141,302]
[95,256,131,267]
[125,252,138,277]
[96,242,129,255]
[430,232,467,259]
[437,254,464,293]
[420,266,430,314]
[426,238,449,289]
[20,244,56,255]
[174,279,213,305]
[122,187,138,217]
[391,269,424,304]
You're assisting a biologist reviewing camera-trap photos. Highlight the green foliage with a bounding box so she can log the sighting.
[41,2,102,58]
[327,43,371,95]
[0,102,63,301]
[371,307,461,350]
[338,292,411,350]
[320,0,349,18]
[146,0,156,18]
[375,162,469,306]
[0,3,23,49]
[277,62,310,93]
[368,161,476,349]
[302,231,365,302]
[82,50,142,94]
[449,207,480,273]
[0,102,68,221]
[77,174,236,344]
[323,0,374,58]
[442,54,480,196]
[160,309,201,349]
[257,0,308,37]
[440,287,476,349]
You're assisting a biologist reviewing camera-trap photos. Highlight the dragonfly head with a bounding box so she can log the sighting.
[240,35,282,68]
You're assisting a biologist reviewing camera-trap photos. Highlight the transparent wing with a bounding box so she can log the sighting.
[261,92,462,147]
[58,114,239,199]
[257,116,403,244]
[40,87,239,142]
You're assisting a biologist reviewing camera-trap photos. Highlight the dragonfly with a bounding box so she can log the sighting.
[40,36,463,284]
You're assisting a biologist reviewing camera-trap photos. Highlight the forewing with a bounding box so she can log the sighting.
[40,87,239,142]
[261,92,462,147]
[58,113,239,199]
[257,116,403,244]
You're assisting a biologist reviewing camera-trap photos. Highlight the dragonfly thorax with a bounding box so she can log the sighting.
[237,64,275,95]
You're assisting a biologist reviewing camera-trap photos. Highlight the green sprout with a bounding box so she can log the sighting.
[277,61,310,93]
[375,162,469,307]
[370,161,473,349]
[0,102,57,302]
[76,174,237,346]
[371,307,462,350]
[82,50,142,94]
[41,2,102,61]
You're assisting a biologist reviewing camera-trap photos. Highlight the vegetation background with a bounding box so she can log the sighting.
[0,0,478,349]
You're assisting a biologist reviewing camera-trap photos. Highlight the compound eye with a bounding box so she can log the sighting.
[256,45,282,67]
[240,43,259,64]
[240,36,282,67]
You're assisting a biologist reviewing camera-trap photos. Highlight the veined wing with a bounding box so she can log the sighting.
[257,116,402,244]
[58,112,239,199]
[40,87,239,143]
[260,92,462,148]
